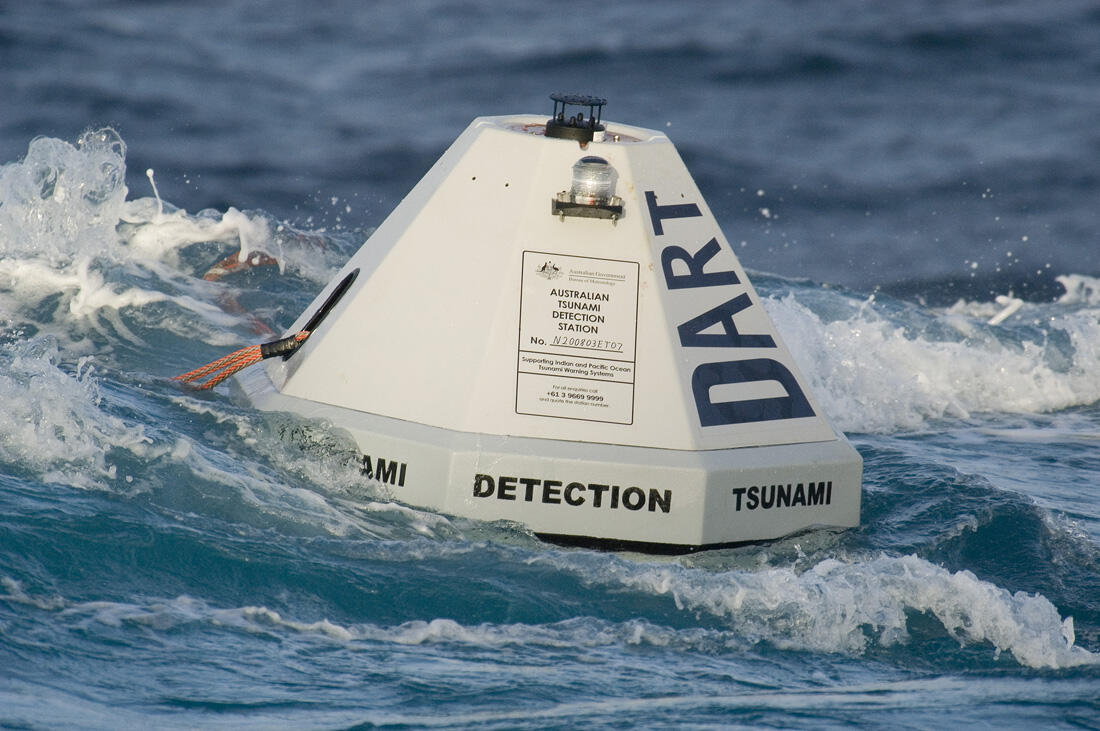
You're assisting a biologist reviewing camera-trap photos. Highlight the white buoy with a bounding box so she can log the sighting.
[236,95,862,552]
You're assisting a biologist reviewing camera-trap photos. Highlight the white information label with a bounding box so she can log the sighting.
[517,251,639,424]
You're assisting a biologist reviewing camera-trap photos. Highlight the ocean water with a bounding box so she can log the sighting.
[2,1,1100,728]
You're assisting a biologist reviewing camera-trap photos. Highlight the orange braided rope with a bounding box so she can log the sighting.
[175,330,310,390]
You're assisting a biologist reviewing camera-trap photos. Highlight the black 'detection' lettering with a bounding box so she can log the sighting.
[472,474,672,514]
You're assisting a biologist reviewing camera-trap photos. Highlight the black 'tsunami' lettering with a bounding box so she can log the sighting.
[730,481,833,510]
[361,455,407,487]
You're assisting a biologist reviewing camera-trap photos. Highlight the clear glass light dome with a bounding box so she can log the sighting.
[569,156,618,205]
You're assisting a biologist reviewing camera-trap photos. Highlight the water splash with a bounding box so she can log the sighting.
[0,336,152,486]
[1056,274,1100,306]
[763,286,1100,433]
[0,130,349,353]
[0,128,128,263]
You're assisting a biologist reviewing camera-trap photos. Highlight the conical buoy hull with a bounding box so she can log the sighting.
[236,111,862,552]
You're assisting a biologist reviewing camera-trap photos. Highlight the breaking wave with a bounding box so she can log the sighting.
[764,282,1100,433]
[4,547,1093,671]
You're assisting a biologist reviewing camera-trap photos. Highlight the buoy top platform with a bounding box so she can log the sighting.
[236,95,862,553]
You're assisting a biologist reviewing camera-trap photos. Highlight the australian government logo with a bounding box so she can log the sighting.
[535,260,562,279]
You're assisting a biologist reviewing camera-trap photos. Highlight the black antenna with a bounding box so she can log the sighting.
[545,93,607,142]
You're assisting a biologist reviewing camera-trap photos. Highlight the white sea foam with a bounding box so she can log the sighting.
[0,577,66,611]
[0,129,344,353]
[119,199,274,269]
[11,548,1091,670]
[1056,274,1100,306]
[0,129,279,273]
[554,552,1097,670]
[765,291,1100,433]
[0,337,153,486]
[6,579,701,656]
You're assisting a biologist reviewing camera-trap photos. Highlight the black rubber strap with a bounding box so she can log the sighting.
[260,333,306,359]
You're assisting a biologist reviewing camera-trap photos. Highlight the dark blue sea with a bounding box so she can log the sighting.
[2,1,1100,728]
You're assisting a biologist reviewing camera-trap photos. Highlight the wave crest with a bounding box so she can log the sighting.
[764,286,1100,433]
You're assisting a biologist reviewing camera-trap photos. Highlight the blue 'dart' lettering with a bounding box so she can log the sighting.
[692,359,814,425]
[645,190,701,236]
[647,190,816,427]
[677,293,776,349]
[660,237,738,290]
